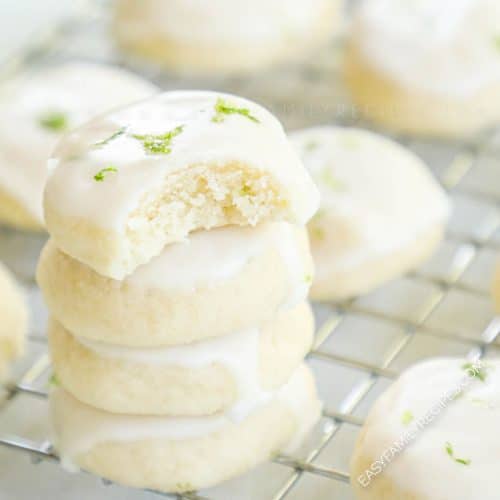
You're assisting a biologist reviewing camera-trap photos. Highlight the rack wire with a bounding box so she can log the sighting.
[0,3,499,499]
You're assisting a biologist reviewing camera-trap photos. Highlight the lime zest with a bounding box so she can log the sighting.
[94,166,118,182]
[212,98,259,124]
[94,126,127,148]
[39,111,69,132]
[401,410,414,425]
[132,125,184,154]
[445,442,471,466]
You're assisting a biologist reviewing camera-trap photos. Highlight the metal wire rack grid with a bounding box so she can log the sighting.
[1,4,500,500]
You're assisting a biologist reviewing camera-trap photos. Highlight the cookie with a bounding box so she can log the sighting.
[37,222,313,346]
[351,357,499,500]
[113,0,339,74]
[0,63,157,230]
[44,91,319,279]
[0,262,27,378]
[48,302,314,416]
[344,0,500,138]
[291,126,450,300]
[50,364,322,493]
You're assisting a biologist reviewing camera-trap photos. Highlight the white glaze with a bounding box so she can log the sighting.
[0,63,157,224]
[274,223,311,311]
[290,127,450,275]
[354,0,500,96]
[128,225,268,292]
[354,357,500,499]
[45,91,319,230]
[51,364,320,467]
[76,300,309,419]
[78,325,268,420]
[126,222,308,309]
[115,0,330,45]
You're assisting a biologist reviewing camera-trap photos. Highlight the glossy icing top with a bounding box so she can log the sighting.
[354,357,500,499]
[291,126,450,273]
[354,0,500,96]
[115,0,331,45]
[45,90,319,231]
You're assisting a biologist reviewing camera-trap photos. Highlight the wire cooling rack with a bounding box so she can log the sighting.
[1,3,500,499]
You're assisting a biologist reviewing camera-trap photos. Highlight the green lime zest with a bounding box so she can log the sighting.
[212,98,260,124]
[49,373,60,386]
[321,167,345,191]
[445,442,471,466]
[94,166,118,182]
[132,125,184,154]
[310,225,325,241]
[39,111,69,132]
[401,410,414,425]
[462,362,489,382]
[305,140,319,151]
[94,126,127,148]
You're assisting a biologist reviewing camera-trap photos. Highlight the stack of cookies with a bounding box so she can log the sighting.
[37,91,322,493]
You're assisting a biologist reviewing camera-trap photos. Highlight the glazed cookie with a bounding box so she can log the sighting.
[291,127,450,301]
[0,262,27,378]
[0,63,157,230]
[493,263,500,311]
[351,357,500,500]
[48,302,313,416]
[51,364,322,493]
[44,90,319,279]
[37,222,313,346]
[344,0,500,138]
[113,0,339,75]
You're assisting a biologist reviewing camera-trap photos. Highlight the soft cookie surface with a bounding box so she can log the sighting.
[291,127,450,300]
[37,222,313,346]
[48,302,314,416]
[0,262,27,378]
[51,364,322,493]
[493,262,500,312]
[353,0,500,97]
[345,0,500,137]
[44,90,319,279]
[0,63,157,230]
[113,0,338,74]
[351,357,500,500]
